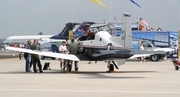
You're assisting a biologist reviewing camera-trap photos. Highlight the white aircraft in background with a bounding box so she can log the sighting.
[3,35,53,44]
[5,12,166,72]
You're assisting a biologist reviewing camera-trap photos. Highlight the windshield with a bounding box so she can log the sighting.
[89,23,116,35]
[142,40,155,47]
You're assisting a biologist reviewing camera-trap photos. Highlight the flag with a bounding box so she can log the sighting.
[138,17,148,26]
[130,0,141,8]
[114,17,120,23]
[139,24,144,31]
[90,0,109,9]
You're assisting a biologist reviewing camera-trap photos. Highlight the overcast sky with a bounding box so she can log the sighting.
[0,0,179,38]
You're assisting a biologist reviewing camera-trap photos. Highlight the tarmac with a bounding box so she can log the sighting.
[0,50,180,97]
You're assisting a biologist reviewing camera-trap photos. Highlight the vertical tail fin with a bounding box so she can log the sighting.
[50,23,75,40]
[120,13,132,49]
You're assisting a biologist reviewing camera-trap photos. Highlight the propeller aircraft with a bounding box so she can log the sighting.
[5,12,166,72]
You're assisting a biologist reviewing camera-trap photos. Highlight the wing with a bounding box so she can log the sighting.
[5,47,79,61]
[93,50,166,60]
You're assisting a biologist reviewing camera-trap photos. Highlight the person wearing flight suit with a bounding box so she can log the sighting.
[30,39,43,73]
[68,39,80,71]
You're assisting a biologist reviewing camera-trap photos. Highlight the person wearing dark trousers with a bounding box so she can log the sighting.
[30,39,43,73]
[68,39,80,71]
[24,40,32,72]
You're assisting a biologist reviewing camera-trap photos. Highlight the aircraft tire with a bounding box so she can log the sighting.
[109,64,114,71]
[67,61,72,72]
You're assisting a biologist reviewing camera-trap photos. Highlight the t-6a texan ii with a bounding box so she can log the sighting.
[6,12,165,72]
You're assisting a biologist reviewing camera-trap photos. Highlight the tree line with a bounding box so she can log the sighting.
[0,39,5,48]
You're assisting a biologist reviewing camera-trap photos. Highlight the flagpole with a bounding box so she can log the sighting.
[72,1,75,23]
[137,0,140,31]
[109,0,112,23]
[178,0,179,30]
[178,0,180,59]
[138,0,140,17]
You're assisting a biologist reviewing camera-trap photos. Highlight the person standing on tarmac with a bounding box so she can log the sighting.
[59,41,69,71]
[24,40,32,72]
[140,43,147,63]
[30,39,43,73]
[68,39,80,71]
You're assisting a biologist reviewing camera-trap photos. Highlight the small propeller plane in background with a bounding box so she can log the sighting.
[6,12,166,72]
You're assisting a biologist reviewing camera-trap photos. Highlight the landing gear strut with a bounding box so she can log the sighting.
[66,60,72,72]
[107,61,119,72]
[63,60,78,72]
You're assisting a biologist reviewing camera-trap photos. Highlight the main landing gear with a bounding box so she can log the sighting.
[63,60,79,72]
[106,61,119,72]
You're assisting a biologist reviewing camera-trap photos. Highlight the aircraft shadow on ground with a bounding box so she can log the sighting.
[0,56,18,59]
[74,71,155,79]
[0,70,156,79]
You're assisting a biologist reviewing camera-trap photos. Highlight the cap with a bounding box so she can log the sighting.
[62,41,66,43]
[27,40,32,44]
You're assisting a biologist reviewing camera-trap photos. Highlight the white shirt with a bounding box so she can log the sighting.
[59,45,68,54]
[140,45,144,50]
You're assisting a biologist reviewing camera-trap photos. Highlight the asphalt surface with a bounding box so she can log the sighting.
[0,50,180,97]
[0,50,19,59]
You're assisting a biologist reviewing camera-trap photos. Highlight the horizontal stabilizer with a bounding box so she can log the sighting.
[128,54,152,59]
[151,48,174,52]
[5,47,79,61]
[96,50,166,60]
[99,50,166,55]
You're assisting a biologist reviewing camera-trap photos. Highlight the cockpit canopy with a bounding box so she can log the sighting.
[88,23,117,36]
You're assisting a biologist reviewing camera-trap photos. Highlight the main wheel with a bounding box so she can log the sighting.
[109,64,114,71]
[66,61,72,72]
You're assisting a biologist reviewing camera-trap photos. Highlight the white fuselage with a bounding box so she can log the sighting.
[3,35,53,44]
[79,31,126,50]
